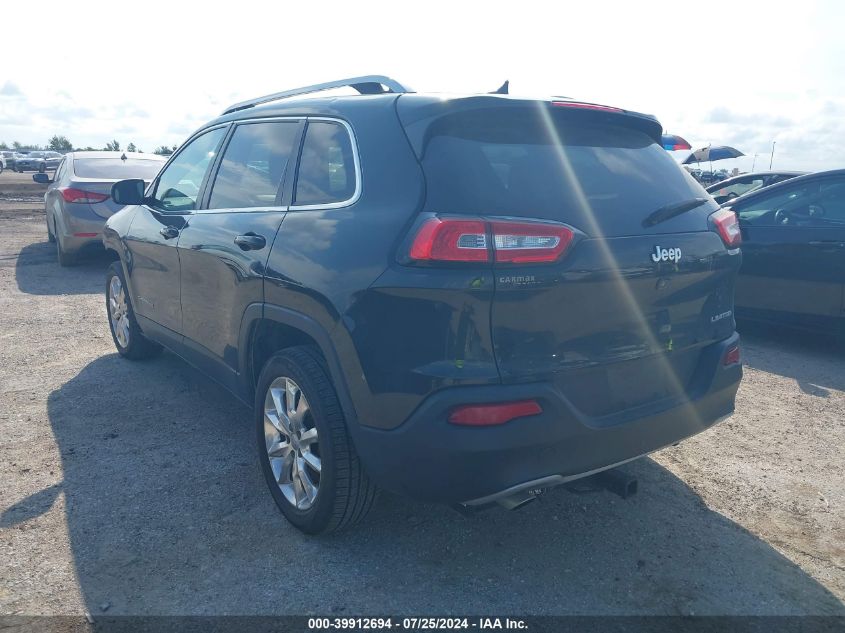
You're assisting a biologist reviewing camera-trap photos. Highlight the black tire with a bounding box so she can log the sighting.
[256,346,377,534]
[55,231,76,266]
[47,215,56,243]
[38,163,46,173]
[105,261,162,360]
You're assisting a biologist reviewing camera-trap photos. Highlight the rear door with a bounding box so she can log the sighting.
[123,126,228,338]
[734,176,845,330]
[399,98,740,420]
[175,118,303,393]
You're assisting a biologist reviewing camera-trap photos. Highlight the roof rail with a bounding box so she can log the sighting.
[222,75,412,115]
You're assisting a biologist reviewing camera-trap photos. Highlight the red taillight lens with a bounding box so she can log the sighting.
[490,220,574,263]
[710,208,742,248]
[60,188,109,204]
[448,400,543,426]
[408,218,489,262]
[408,217,574,264]
[723,344,741,366]
[551,101,624,113]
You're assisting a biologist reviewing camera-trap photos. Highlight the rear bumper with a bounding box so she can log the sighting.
[57,206,106,254]
[354,333,742,504]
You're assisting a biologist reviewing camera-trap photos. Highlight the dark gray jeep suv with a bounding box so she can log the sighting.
[103,76,743,534]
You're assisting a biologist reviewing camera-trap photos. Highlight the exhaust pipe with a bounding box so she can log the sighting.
[496,490,537,510]
[591,467,638,499]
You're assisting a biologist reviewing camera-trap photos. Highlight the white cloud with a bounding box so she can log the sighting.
[0,0,843,172]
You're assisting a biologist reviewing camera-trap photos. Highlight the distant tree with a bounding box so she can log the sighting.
[48,135,73,152]
[0,142,8,150]
[12,141,23,150]
[153,145,173,156]
[104,139,121,152]
[126,142,137,153]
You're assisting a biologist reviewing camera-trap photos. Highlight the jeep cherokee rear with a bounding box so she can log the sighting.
[102,76,742,534]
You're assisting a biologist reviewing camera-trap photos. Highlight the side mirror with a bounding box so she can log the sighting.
[111,179,146,206]
[32,173,52,184]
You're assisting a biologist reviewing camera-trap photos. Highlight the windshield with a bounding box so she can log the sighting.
[73,158,164,179]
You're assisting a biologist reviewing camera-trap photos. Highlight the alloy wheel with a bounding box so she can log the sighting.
[263,377,321,510]
[108,275,130,348]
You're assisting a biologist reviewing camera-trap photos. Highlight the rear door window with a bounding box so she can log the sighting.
[208,120,301,209]
[293,121,357,207]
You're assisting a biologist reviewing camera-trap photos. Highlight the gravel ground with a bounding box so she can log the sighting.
[0,171,843,616]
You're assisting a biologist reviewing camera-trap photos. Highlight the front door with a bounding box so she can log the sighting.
[123,126,228,337]
[176,118,303,393]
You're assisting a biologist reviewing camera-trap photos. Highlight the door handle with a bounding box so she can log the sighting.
[159,226,180,240]
[234,233,267,251]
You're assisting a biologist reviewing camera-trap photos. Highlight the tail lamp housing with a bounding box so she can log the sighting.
[710,208,742,249]
[407,216,576,265]
[60,188,109,204]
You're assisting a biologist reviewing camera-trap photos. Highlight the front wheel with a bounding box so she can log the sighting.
[256,346,377,534]
[105,261,161,360]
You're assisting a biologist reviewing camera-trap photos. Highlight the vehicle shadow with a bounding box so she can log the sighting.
[738,320,845,396]
[14,240,116,296]
[8,353,843,615]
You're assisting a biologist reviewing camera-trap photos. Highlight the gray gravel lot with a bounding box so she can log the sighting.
[1,172,843,616]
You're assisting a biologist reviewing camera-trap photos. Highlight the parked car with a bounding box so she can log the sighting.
[725,169,845,336]
[707,171,806,204]
[15,150,63,172]
[102,75,743,534]
[34,151,166,265]
[0,152,6,174]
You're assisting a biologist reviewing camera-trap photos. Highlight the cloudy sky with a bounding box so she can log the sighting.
[1,0,843,173]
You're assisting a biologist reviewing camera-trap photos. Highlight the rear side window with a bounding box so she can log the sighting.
[73,158,164,179]
[208,120,301,209]
[293,121,356,207]
[401,105,713,237]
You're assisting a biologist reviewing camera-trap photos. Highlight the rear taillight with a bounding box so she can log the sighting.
[407,217,574,265]
[60,188,109,204]
[490,220,573,263]
[448,400,543,426]
[710,208,742,248]
[723,344,741,366]
[408,218,488,262]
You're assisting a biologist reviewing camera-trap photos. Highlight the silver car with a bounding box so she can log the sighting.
[16,150,63,172]
[35,151,166,265]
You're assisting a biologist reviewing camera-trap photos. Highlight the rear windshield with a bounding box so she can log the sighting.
[73,158,163,179]
[404,105,713,236]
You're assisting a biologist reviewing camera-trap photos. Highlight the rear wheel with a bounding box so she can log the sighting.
[105,261,161,360]
[47,215,56,243]
[38,163,46,173]
[256,346,377,534]
[55,231,75,266]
